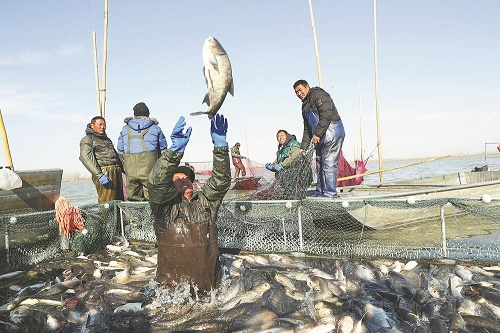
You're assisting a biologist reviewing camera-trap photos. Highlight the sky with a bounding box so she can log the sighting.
[1,1,499,178]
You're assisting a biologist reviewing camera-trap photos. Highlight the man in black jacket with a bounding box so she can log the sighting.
[147,114,231,294]
[293,80,345,198]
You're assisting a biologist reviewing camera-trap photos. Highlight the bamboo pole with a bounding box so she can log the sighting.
[338,153,462,182]
[100,0,109,118]
[373,0,383,183]
[0,109,14,170]
[93,31,101,116]
[307,0,323,87]
[358,82,364,161]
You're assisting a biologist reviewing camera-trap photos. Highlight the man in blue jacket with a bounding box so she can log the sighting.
[117,102,167,201]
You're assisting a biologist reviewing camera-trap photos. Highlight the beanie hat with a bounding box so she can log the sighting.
[133,102,150,117]
[174,166,195,182]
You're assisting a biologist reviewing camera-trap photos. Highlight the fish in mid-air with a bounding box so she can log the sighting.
[191,36,234,119]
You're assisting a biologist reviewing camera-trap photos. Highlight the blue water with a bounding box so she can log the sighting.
[62,154,500,207]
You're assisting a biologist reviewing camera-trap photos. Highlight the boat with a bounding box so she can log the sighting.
[231,176,262,190]
[0,168,63,213]
[303,169,500,230]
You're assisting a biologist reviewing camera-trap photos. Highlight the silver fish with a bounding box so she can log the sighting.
[191,36,234,119]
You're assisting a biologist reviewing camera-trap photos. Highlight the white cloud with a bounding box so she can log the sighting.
[0,44,84,66]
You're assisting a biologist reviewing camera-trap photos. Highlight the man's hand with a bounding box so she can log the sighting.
[210,114,228,147]
[170,116,192,152]
[311,135,321,145]
[98,174,111,185]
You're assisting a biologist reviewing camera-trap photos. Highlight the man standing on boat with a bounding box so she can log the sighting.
[230,142,246,178]
[79,116,124,203]
[293,79,345,198]
[147,114,231,294]
[117,102,167,201]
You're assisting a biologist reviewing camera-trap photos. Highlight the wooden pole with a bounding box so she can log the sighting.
[373,0,383,183]
[0,109,14,170]
[307,0,323,87]
[338,153,462,182]
[93,31,101,116]
[100,0,109,118]
[358,82,364,161]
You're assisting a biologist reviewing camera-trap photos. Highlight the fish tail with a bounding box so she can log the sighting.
[190,111,206,116]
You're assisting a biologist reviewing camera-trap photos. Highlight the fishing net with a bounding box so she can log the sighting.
[1,152,500,271]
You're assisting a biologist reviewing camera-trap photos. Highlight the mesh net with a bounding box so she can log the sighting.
[1,150,499,271]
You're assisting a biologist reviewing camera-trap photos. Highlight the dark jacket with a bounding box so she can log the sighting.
[79,125,122,179]
[117,116,167,154]
[147,147,231,234]
[300,87,341,149]
[274,133,301,168]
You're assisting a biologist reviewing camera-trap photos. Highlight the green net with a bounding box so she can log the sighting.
[1,149,499,270]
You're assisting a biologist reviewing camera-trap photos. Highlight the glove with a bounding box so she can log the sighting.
[274,164,283,172]
[170,116,192,152]
[98,174,111,185]
[265,163,274,171]
[210,114,228,147]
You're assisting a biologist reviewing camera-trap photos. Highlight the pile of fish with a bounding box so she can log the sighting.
[0,242,499,332]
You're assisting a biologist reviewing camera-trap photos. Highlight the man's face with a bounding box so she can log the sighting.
[173,172,193,195]
[91,118,106,135]
[277,131,287,145]
[294,84,309,101]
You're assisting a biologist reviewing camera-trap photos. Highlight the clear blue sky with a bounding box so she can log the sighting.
[1,1,499,177]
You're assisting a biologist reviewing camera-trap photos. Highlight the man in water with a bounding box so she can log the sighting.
[79,116,124,203]
[147,114,231,294]
[293,79,345,198]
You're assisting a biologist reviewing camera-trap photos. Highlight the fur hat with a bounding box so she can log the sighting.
[133,102,150,117]
[174,166,195,182]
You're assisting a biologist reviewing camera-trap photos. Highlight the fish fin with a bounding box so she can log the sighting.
[190,112,206,116]
[203,93,210,106]
[208,53,219,73]
[229,80,234,96]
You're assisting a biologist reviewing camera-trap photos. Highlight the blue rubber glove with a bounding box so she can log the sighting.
[98,174,111,185]
[265,163,274,171]
[210,114,228,147]
[274,164,283,172]
[170,116,192,152]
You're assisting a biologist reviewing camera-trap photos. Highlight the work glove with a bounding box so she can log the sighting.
[265,163,274,171]
[170,116,192,152]
[98,174,111,185]
[274,164,283,172]
[210,114,228,147]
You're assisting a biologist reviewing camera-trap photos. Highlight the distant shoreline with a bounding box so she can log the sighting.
[60,152,500,181]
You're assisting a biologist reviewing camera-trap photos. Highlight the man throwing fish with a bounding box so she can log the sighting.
[147,114,231,294]
[293,80,345,198]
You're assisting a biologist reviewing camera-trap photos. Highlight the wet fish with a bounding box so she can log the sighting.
[36,277,81,296]
[191,36,234,119]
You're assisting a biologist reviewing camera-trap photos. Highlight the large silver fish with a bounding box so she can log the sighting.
[191,36,234,119]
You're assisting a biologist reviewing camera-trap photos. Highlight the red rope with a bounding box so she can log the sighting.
[55,196,85,237]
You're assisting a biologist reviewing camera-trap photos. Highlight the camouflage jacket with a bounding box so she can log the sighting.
[147,147,231,235]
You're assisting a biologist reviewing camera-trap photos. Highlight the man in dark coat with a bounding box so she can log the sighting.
[79,116,124,203]
[294,79,345,198]
[147,114,231,294]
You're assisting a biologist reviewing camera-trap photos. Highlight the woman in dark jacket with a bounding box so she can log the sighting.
[265,129,301,173]
[147,114,231,294]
